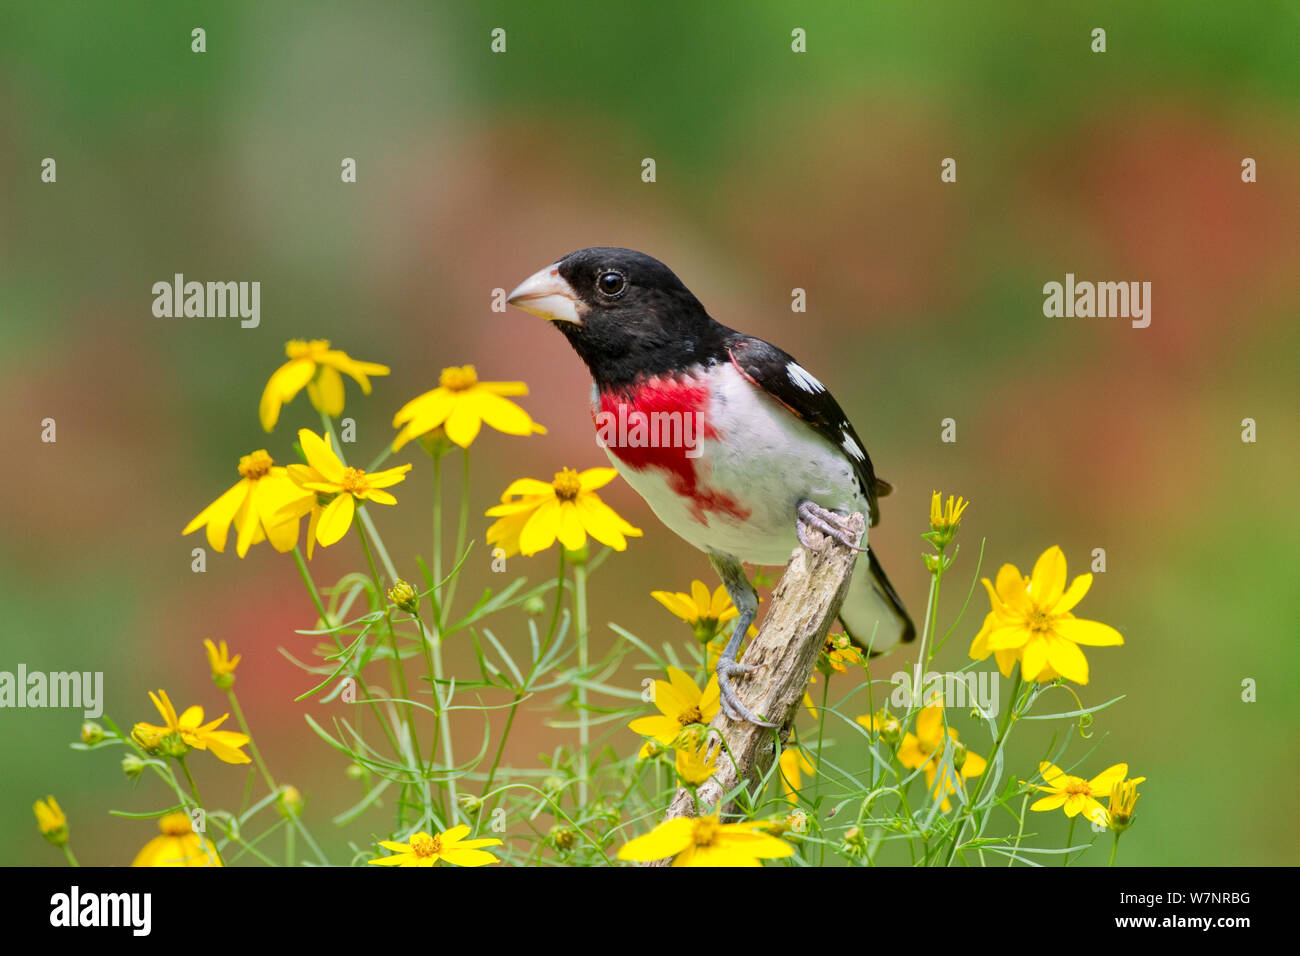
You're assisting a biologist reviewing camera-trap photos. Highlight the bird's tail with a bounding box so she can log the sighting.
[838,548,916,657]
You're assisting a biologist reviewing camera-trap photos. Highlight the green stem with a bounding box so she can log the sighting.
[911,561,942,705]
[226,686,330,865]
[61,844,79,867]
[541,549,568,657]
[815,675,830,867]
[481,692,524,808]
[426,453,460,824]
[944,670,1023,866]
[1064,817,1076,866]
[574,560,590,808]
[1109,831,1121,867]
[291,544,401,758]
[226,688,276,794]
[441,448,471,615]
[432,452,445,624]
[178,757,224,867]
[355,518,423,771]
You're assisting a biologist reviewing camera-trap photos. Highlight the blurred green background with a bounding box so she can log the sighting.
[2,1,1296,865]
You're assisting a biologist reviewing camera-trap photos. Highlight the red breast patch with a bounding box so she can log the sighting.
[594,376,749,524]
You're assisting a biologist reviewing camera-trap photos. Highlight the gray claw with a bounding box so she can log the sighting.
[797,500,865,552]
[716,659,777,727]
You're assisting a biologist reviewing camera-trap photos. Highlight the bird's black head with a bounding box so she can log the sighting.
[507,247,727,388]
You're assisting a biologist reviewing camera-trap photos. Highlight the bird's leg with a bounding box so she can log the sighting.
[797,499,865,552]
[708,552,776,727]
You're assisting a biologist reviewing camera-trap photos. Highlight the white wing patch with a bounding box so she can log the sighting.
[841,431,865,460]
[786,362,825,393]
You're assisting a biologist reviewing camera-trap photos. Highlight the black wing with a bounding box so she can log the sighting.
[725,334,892,526]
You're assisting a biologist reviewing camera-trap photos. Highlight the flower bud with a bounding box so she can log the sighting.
[522,595,546,616]
[80,721,105,745]
[458,793,483,816]
[387,580,419,614]
[277,786,304,819]
[549,824,578,852]
[121,754,146,778]
[951,740,968,772]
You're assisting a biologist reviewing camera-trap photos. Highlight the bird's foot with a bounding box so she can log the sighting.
[797,500,865,552]
[716,657,776,727]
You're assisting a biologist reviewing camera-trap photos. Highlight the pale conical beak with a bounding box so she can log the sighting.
[507,263,583,325]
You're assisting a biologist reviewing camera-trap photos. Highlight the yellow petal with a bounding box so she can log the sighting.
[298,429,345,483]
[1029,546,1067,606]
[443,400,483,448]
[1088,763,1128,793]
[578,467,620,492]
[555,502,587,552]
[575,493,641,550]
[1044,632,1089,684]
[365,464,412,489]
[518,498,561,555]
[438,847,500,867]
[1020,636,1048,680]
[393,387,451,427]
[652,590,697,622]
[307,364,346,418]
[1054,573,1093,614]
[183,480,250,554]
[1055,617,1124,646]
[1030,793,1068,812]
[475,391,540,436]
[617,818,696,861]
[316,493,356,547]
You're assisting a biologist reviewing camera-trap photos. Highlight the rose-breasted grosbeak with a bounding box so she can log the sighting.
[508,247,914,725]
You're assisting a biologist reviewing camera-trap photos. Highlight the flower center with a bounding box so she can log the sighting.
[410,832,442,857]
[692,817,720,847]
[1064,780,1092,797]
[439,364,479,391]
[286,338,330,359]
[552,468,583,502]
[238,450,274,479]
[340,467,371,495]
[678,706,703,726]
[1027,605,1055,635]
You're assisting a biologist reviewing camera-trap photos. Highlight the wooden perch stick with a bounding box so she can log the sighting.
[645,512,865,865]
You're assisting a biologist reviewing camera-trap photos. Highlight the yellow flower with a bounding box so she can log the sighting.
[778,746,816,805]
[368,825,503,867]
[629,667,720,757]
[617,813,795,867]
[392,365,546,451]
[183,449,312,558]
[652,580,738,640]
[819,632,863,674]
[276,428,411,549]
[485,467,641,557]
[969,546,1124,684]
[1031,762,1141,823]
[675,738,719,786]
[856,708,903,746]
[132,812,222,867]
[896,705,986,812]
[259,339,389,432]
[928,490,969,547]
[34,796,68,846]
[1105,776,1143,832]
[203,639,240,687]
[132,689,251,765]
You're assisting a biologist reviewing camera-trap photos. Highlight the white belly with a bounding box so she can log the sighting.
[598,364,867,565]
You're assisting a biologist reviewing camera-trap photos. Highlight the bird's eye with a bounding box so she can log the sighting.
[597,270,627,298]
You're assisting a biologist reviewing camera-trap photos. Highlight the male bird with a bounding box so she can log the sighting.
[507,248,914,725]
